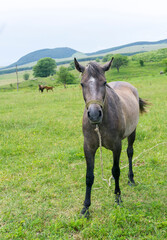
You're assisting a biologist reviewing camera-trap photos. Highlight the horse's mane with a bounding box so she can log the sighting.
[86,62,104,78]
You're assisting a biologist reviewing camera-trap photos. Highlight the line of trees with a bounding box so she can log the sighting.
[31,55,130,88]
[28,53,167,89]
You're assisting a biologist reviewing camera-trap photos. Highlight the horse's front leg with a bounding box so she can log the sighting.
[112,141,122,205]
[81,142,96,218]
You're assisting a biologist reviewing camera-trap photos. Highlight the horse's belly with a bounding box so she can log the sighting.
[122,100,139,138]
[117,92,139,138]
[123,115,139,138]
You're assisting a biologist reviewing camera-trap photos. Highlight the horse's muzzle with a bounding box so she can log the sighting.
[87,104,103,124]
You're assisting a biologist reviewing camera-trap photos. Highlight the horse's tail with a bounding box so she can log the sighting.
[139,97,149,113]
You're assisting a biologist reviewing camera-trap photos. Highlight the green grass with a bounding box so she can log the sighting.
[0,71,32,87]
[0,61,167,239]
[131,48,167,62]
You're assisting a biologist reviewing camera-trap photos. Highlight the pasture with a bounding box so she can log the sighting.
[0,71,29,87]
[0,61,167,239]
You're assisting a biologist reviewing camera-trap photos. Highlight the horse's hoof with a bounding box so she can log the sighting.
[80,207,90,219]
[128,180,135,186]
[115,194,123,205]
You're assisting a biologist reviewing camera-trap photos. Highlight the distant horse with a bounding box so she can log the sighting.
[39,84,45,93]
[44,86,54,92]
[74,58,148,217]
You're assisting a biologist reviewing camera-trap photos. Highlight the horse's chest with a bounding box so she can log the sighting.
[100,129,118,150]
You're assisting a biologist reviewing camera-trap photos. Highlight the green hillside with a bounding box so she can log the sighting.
[132,48,167,62]
[87,39,167,55]
[4,47,78,68]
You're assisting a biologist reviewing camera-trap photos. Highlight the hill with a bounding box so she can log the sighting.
[3,47,78,69]
[87,39,167,56]
[0,39,167,74]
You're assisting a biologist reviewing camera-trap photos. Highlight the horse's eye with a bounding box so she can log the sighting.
[104,81,107,86]
[80,83,84,87]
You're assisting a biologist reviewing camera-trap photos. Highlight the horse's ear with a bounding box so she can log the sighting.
[74,58,85,73]
[102,57,114,72]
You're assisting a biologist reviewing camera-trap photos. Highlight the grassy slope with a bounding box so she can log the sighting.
[0,71,32,87]
[0,61,167,239]
[88,44,167,58]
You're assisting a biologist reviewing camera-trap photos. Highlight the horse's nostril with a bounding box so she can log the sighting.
[87,106,103,123]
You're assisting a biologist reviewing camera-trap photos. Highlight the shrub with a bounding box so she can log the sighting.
[57,66,76,88]
[23,73,30,80]
[139,60,144,66]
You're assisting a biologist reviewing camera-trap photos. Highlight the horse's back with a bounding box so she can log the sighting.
[108,81,139,138]
[108,81,138,98]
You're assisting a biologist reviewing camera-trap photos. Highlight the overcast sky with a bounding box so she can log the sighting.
[0,0,167,66]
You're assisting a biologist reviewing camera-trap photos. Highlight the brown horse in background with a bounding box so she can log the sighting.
[39,84,45,93]
[44,86,54,92]
[74,57,148,217]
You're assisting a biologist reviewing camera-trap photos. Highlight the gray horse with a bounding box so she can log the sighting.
[74,58,147,217]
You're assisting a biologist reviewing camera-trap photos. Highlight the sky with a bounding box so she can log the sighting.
[0,0,167,66]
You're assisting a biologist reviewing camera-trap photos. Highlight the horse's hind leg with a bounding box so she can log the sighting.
[127,130,136,185]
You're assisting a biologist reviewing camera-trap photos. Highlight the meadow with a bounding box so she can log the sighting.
[0,60,167,239]
[0,71,29,87]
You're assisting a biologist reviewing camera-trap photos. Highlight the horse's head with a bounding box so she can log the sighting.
[74,57,114,124]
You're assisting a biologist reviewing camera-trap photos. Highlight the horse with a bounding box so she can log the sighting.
[44,86,54,92]
[74,57,148,217]
[38,84,45,93]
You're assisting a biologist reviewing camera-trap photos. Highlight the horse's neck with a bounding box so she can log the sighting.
[106,85,119,102]
[104,86,122,114]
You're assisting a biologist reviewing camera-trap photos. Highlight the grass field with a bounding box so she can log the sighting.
[0,61,167,239]
[0,71,31,87]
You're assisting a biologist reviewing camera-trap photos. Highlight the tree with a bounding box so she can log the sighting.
[68,61,75,71]
[96,58,100,62]
[112,54,128,72]
[102,54,113,62]
[57,66,76,88]
[33,57,57,77]
[139,59,144,66]
[162,58,167,73]
[23,73,30,80]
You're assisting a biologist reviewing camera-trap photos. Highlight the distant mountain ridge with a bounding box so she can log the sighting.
[1,39,167,71]
[86,39,167,56]
[4,47,77,69]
